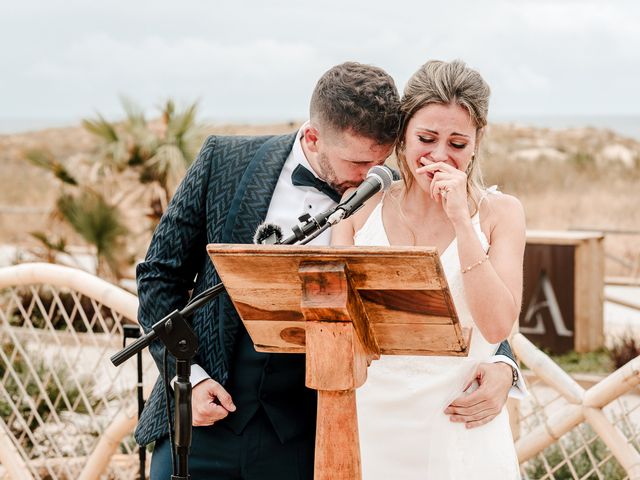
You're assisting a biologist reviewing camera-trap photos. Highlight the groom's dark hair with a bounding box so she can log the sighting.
[310,62,401,145]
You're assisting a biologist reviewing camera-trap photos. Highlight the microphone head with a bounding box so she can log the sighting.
[367,165,394,191]
[253,222,283,244]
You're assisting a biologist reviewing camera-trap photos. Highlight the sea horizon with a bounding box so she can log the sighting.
[1,114,639,141]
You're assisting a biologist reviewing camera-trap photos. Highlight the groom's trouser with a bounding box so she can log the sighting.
[149,408,315,479]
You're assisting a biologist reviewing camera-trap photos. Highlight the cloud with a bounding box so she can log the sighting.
[1,0,639,121]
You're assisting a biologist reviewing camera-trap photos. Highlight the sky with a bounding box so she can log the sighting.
[1,0,639,128]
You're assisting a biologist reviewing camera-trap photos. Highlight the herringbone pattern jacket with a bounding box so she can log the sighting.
[134,133,296,446]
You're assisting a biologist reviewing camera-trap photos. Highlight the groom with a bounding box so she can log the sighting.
[135,61,524,479]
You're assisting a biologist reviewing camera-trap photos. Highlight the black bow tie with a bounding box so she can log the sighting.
[290,164,342,203]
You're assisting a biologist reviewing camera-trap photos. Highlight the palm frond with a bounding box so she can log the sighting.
[29,231,68,253]
[56,190,129,276]
[165,100,204,168]
[119,95,147,129]
[145,144,187,195]
[168,101,198,139]
[24,149,78,185]
[82,114,119,143]
[161,99,175,126]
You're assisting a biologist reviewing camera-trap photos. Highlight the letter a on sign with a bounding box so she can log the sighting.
[520,271,573,337]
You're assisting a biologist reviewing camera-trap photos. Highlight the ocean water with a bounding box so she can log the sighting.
[2,115,640,141]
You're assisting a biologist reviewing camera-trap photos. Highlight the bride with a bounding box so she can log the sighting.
[331,59,525,479]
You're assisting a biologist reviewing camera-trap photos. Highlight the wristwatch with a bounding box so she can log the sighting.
[510,364,519,387]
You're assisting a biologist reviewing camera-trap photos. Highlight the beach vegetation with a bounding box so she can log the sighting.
[20,97,205,279]
[523,423,627,479]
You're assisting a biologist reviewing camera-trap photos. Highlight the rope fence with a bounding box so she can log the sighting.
[0,263,154,480]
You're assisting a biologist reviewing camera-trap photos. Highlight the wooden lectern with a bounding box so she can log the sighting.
[207,244,470,480]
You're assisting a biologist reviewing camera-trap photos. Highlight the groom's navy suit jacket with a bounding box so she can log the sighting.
[135,133,303,446]
[134,133,516,447]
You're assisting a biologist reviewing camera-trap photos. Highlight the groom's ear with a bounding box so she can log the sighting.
[303,126,320,153]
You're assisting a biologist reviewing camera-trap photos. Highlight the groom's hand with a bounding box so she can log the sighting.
[444,362,512,429]
[192,379,236,426]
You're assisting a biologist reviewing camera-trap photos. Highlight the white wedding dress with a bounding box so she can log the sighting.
[354,192,521,479]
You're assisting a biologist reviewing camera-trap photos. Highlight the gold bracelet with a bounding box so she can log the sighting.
[461,254,489,274]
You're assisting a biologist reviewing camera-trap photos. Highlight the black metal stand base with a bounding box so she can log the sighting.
[111,283,226,480]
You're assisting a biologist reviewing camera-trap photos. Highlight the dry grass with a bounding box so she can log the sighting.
[1,121,639,276]
[480,128,640,276]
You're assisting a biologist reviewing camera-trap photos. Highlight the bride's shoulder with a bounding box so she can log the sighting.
[478,187,525,233]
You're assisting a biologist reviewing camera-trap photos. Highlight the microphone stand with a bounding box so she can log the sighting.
[110,283,226,480]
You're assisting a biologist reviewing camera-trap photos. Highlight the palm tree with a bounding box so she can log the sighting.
[144,99,203,198]
[23,97,204,280]
[82,99,154,173]
[84,97,205,223]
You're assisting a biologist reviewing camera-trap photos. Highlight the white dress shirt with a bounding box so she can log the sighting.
[262,129,337,246]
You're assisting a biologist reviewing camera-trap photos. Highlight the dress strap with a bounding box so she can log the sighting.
[472,185,501,225]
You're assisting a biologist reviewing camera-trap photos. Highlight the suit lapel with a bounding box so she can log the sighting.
[222,133,296,244]
[217,133,296,372]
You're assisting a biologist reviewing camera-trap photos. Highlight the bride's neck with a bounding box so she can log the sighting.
[399,183,442,220]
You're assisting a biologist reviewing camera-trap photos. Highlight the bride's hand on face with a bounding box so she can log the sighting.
[416,160,469,223]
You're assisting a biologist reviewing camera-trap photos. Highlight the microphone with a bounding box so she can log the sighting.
[253,222,283,245]
[254,165,393,245]
[328,166,393,224]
